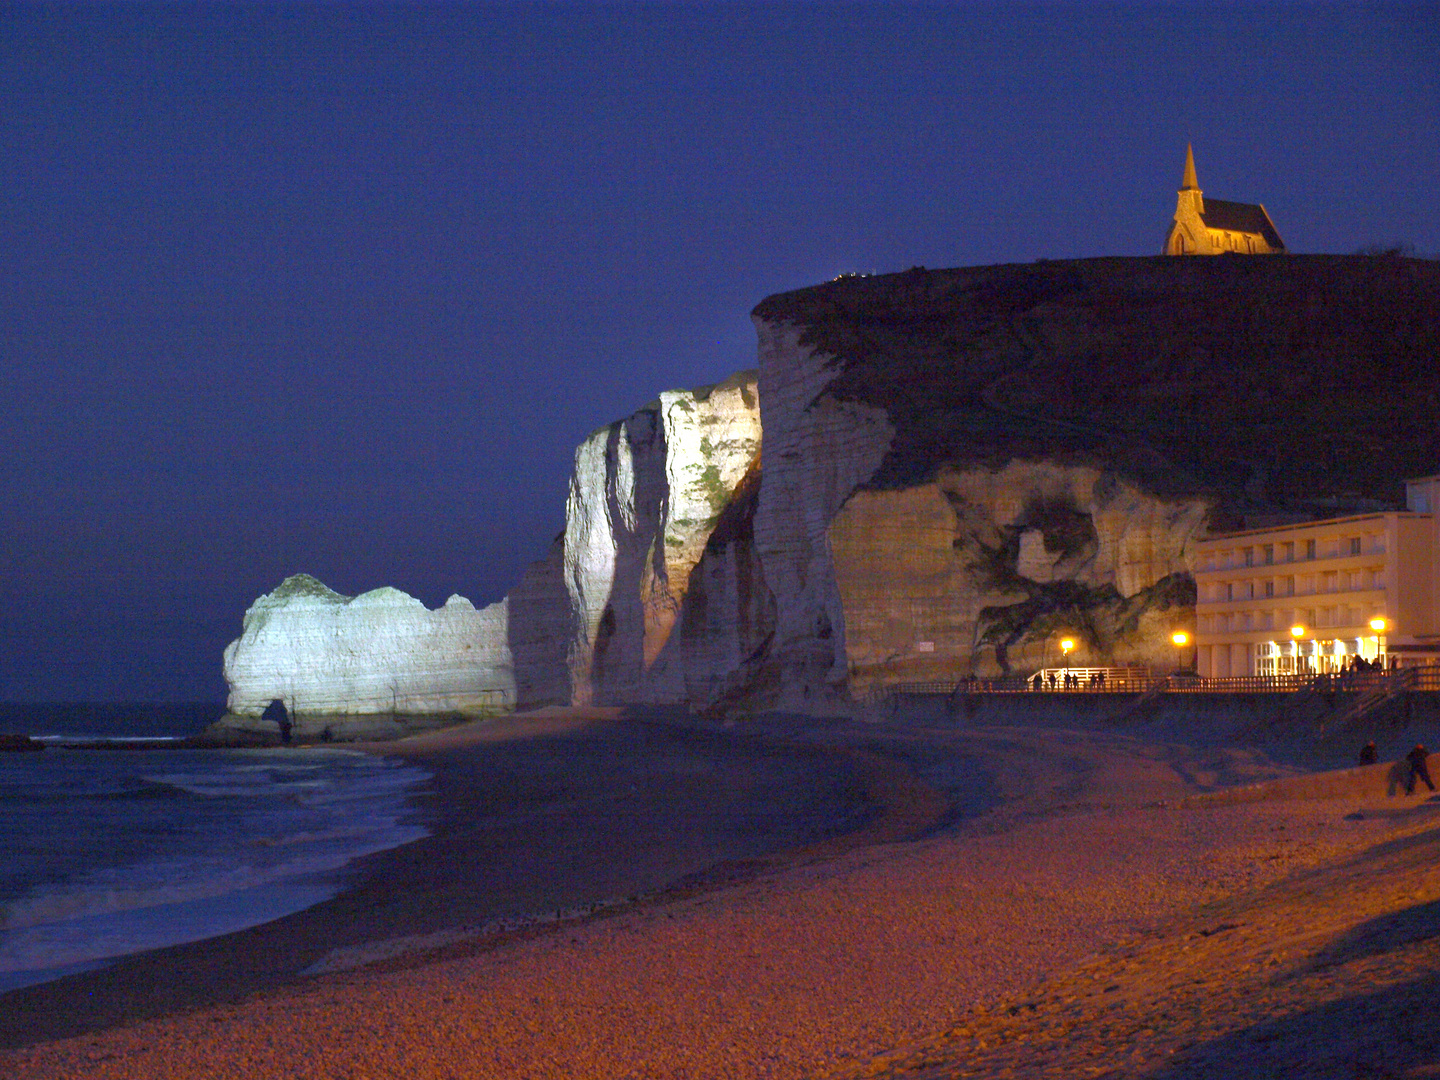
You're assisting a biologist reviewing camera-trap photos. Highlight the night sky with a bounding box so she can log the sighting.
[3,4,1437,703]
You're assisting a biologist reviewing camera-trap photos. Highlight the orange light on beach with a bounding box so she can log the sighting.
[1171,631,1189,647]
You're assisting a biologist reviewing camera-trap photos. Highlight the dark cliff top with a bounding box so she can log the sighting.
[752,255,1440,515]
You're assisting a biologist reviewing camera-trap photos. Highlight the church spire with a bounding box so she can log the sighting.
[1181,143,1199,191]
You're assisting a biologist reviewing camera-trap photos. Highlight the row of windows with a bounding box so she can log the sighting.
[1211,230,1260,254]
[1200,568,1380,602]
[1200,605,1381,635]
[1198,534,1376,572]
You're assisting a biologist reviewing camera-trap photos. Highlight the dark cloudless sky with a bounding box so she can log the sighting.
[2,3,1437,702]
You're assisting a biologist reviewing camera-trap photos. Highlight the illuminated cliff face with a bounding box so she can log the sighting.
[562,371,762,706]
[748,324,1207,699]
[222,574,514,721]
[827,462,1207,687]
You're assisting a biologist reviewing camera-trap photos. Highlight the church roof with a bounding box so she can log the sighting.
[1201,198,1285,250]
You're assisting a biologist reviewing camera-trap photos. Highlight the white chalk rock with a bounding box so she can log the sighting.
[563,371,761,706]
[222,574,514,717]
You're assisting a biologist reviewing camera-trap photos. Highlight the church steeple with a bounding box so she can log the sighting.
[1181,143,1199,191]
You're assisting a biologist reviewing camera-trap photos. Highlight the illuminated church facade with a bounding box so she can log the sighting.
[1163,144,1286,256]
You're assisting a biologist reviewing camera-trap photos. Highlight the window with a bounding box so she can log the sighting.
[1225,583,1234,601]
[1284,576,1295,596]
[1263,545,1274,565]
[1243,547,1254,567]
[1306,539,1317,560]
[1283,542,1295,562]
[1264,580,1274,598]
[1349,537,1362,556]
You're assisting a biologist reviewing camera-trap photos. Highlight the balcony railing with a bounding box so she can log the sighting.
[861,666,1440,704]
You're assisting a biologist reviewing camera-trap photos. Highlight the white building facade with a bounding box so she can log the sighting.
[1193,475,1440,677]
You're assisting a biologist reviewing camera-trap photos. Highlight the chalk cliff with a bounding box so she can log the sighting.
[220,255,1440,728]
[742,255,1439,705]
[220,574,513,738]
[563,370,762,706]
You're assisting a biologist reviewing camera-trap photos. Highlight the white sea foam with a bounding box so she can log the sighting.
[0,747,431,992]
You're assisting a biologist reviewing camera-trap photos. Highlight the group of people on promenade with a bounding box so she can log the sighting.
[1031,670,1106,691]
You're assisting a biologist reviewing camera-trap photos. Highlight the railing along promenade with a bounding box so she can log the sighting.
[863,666,1440,705]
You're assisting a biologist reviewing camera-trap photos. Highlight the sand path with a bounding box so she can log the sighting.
[3,712,1437,1078]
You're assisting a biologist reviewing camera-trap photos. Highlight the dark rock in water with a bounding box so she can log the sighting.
[0,733,44,752]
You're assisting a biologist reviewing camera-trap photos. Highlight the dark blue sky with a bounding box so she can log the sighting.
[3,4,1437,702]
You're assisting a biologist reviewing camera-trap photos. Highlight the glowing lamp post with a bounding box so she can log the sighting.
[1291,625,1306,676]
[1060,638,1075,685]
[1171,630,1190,672]
[1370,617,1387,666]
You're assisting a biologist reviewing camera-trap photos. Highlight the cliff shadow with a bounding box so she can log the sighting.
[505,535,574,709]
[648,463,778,715]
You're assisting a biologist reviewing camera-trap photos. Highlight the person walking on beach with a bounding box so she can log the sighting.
[1405,745,1434,795]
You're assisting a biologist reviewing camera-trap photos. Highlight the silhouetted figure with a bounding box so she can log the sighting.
[1359,741,1378,766]
[1405,745,1434,795]
[261,698,293,745]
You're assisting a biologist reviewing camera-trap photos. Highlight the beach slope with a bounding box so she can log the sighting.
[3,709,1438,1078]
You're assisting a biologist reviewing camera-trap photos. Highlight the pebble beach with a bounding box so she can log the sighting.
[2,707,1438,1079]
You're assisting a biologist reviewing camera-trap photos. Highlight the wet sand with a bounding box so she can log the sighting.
[3,707,1438,1078]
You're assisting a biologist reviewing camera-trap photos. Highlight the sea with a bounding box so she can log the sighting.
[0,704,431,993]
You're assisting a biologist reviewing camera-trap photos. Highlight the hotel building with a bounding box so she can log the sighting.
[1193,475,1440,677]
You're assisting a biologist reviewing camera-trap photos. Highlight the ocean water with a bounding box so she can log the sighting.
[0,705,430,993]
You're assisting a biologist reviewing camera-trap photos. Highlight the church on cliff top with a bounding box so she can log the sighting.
[1163,144,1285,256]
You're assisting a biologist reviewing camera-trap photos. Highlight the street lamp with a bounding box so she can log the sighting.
[1060,638,1074,686]
[1171,630,1189,672]
[1370,617,1387,666]
[1291,624,1306,676]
